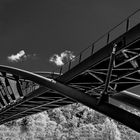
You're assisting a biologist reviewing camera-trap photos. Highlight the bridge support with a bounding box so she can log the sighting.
[0,65,140,132]
[98,44,117,104]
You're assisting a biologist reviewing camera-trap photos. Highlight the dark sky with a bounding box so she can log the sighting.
[0,0,140,73]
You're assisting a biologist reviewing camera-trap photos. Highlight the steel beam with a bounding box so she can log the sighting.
[0,86,48,115]
[98,44,117,104]
[0,97,67,122]
[0,66,140,132]
[57,24,140,83]
[111,90,140,110]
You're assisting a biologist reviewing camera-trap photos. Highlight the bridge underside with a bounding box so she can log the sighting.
[0,21,140,132]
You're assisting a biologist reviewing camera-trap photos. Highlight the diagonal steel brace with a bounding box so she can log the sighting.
[97,43,117,105]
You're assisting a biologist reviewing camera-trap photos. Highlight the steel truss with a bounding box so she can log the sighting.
[0,17,139,133]
[0,65,140,132]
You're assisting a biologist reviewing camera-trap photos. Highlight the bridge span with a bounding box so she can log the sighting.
[0,10,140,132]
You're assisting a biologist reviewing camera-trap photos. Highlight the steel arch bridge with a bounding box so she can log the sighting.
[0,10,140,132]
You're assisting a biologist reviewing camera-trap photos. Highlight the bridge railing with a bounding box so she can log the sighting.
[52,9,140,78]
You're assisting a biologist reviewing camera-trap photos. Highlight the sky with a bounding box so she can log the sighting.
[0,0,140,74]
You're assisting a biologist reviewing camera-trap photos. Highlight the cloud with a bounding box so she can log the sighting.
[49,50,75,66]
[7,50,37,63]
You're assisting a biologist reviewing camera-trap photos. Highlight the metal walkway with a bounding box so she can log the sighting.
[0,10,140,132]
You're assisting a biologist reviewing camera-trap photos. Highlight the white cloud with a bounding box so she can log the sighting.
[7,50,36,63]
[49,50,75,66]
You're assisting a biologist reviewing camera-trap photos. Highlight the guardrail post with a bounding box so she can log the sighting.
[68,61,71,71]
[126,18,129,32]
[91,44,94,55]
[107,33,110,45]
[59,66,63,75]
[79,53,82,63]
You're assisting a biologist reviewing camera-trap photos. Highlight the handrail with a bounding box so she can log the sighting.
[52,9,140,78]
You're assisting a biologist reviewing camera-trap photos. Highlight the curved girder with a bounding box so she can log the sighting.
[0,65,140,132]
